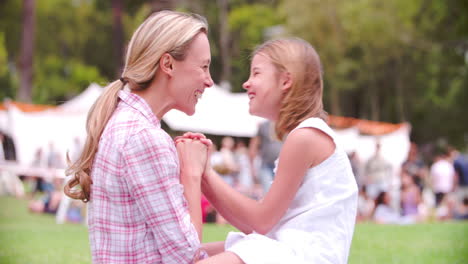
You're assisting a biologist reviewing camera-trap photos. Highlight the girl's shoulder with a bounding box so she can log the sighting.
[284,123,335,167]
[291,117,336,142]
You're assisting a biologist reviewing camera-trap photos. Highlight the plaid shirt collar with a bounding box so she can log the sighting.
[118,89,161,128]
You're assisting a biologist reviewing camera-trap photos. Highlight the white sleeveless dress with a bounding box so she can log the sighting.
[225,118,358,264]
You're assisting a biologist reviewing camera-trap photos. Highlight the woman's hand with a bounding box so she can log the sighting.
[176,132,213,175]
[175,138,209,182]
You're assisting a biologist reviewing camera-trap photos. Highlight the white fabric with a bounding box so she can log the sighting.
[225,118,358,264]
[430,159,455,193]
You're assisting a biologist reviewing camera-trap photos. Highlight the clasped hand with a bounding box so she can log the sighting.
[175,132,212,182]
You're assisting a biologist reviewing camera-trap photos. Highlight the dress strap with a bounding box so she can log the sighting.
[291,117,337,143]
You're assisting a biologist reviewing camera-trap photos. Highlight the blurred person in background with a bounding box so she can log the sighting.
[373,191,417,225]
[217,136,239,186]
[248,120,282,194]
[234,140,254,194]
[430,147,456,207]
[64,10,213,263]
[453,196,468,220]
[28,176,63,215]
[364,140,392,199]
[450,147,468,202]
[402,142,428,192]
[357,185,375,222]
[0,132,4,163]
[26,148,46,196]
[400,170,423,218]
[349,151,363,188]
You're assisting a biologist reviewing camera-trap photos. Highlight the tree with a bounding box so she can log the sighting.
[217,0,231,88]
[18,0,35,103]
[112,0,125,77]
[279,0,468,147]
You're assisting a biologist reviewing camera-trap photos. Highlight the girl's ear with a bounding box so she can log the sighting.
[160,53,174,77]
[280,71,292,91]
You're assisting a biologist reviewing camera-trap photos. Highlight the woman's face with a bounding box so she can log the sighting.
[242,53,284,120]
[170,32,213,115]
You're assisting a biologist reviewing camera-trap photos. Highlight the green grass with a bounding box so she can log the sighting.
[1,196,467,264]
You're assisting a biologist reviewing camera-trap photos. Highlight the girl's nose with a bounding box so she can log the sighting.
[242,80,250,90]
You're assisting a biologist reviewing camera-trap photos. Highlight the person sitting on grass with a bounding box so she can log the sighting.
[28,177,63,215]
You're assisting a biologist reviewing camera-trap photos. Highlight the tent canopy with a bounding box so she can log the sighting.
[1,83,411,175]
[163,85,265,137]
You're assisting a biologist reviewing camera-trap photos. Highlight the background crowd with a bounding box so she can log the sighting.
[2,120,466,226]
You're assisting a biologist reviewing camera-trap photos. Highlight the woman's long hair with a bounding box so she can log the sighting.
[64,10,208,202]
[252,38,327,140]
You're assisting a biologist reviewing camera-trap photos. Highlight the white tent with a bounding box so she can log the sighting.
[0,84,103,166]
[163,85,265,137]
[57,83,103,113]
[1,84,265,166]
[0,109,10,136]
[2,83,411,177]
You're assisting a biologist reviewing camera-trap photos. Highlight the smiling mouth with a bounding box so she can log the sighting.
[195,90,203,99]
[248,93,255,100]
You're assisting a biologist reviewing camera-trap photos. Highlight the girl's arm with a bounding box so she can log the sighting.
[202,128,335,234]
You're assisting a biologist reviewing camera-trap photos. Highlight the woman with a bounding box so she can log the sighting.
[64,10,213,263]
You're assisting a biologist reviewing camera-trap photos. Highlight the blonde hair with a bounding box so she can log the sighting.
[64,10,208,202]
[253,38,327,140]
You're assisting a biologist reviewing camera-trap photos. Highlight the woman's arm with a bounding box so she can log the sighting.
[202,128,335,234]
[177,138,208,240]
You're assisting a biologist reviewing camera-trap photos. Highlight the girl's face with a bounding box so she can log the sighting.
[242,53,287,121]
[170,33,213,115]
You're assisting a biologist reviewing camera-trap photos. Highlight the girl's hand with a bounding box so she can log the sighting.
[176,132,213,176]
[175,138,208,182]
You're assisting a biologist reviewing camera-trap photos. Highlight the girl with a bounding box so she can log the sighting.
[180,38,358,264]
[64,11,213,263]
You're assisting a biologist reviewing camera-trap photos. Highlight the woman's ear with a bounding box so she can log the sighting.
[160,53,174,76]
[280,71,292,91]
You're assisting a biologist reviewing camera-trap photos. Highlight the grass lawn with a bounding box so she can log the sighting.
[1,196,467,264]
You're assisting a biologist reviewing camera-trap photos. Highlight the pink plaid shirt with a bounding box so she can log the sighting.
[88,90,203,263]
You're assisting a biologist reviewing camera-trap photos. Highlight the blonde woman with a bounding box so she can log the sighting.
[65,11,213,263]
[179,38,358,264]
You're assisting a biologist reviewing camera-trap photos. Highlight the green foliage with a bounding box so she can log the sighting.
[0,0,466,147]
[229,4,283,92]
[280,0,468,147]
[33,56,105,104]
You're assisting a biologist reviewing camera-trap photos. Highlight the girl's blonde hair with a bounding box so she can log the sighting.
[253,38,327,140]
[64,10,208,202]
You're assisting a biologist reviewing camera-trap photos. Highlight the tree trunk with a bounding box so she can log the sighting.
[112,0,124,77]
[395,56,406,122]
[369,71,380,121]
[18,0,35,103]
[329,85,341,116]
[217,0,231,90]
